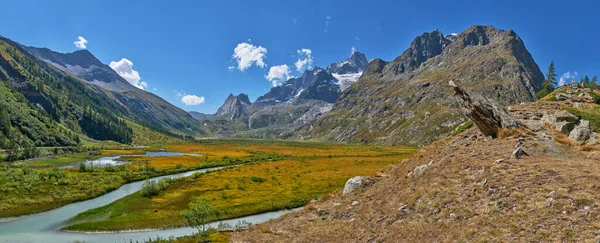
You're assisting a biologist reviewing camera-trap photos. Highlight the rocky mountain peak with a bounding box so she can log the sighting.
[25,46,133,91]
[326,51,368,74]
[297,70,340,103]
[216,93,251,119]
[383,30,451,77]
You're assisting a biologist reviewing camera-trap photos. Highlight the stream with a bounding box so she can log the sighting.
[0,156,297,243]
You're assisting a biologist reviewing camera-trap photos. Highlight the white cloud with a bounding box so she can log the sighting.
[73,36,88,49]
[109,58,147,89]
[559,71,578,86]
[294,48,313,72]
[228,66,235,71]
[325,16,331,33]
[265,64,292,87]
[181,95,205,106]
[232,42,267,71]
[351,46,356,54]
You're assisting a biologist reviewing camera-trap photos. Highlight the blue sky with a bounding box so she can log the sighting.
[2,0,599,113]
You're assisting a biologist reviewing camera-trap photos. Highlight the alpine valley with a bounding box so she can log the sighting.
[3,22,600,243]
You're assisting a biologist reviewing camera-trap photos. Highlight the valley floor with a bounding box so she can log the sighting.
[60,141,415,231]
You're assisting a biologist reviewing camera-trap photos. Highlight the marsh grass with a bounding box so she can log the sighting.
[62,142,416,231]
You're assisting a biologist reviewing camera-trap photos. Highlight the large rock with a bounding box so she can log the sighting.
[342,176,373,195]
[555,93,571,101]
[541,110,578,135]
[569,120,593,145]
[450,81,521,138]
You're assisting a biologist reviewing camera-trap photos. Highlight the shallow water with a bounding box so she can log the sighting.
[0,166,297,243]
[60,151,203,168]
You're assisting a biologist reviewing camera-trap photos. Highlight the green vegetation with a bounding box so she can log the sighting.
[452,120,473,135]
[182,197,220,231]
[566,107,600,131]
[0,145,265,218]
[537,60,557,99]
[141,178,174,198]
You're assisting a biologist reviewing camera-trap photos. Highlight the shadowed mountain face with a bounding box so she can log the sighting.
[307,25,544,145]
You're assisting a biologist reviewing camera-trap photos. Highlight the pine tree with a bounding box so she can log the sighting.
[591,76,598,90]
[547,61,557,87]
[582,75,591,88]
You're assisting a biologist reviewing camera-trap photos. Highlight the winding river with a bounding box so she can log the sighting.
[0,157,297,243]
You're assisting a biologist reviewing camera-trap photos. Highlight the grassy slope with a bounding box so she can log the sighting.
[233,126,600,242]
[62,142,416,231]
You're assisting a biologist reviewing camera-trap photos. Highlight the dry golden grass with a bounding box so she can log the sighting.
[124,156,208,169]
[233,128,600,242]
[497,127,524,139]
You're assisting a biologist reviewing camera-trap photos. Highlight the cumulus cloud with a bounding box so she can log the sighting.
[265,64,292,87]
[73,36,88,49]
[559,71,578,86]
[232,42,267,71]
[294,48,313,72]
[109,58,147,89]
[181,95,205,106]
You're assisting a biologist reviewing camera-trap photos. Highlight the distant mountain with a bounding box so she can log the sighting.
[326,51,368,74]
[307,25,544,145]
[196,52,369,138]
[215,93,251,120]
[24,45,206,137]
[255,67,322,104]
[297,71,340,103]
[25,47,132,91]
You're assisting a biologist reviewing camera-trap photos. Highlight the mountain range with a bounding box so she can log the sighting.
[0,24,545,152]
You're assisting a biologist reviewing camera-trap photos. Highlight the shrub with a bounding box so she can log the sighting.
[141,178,173,197]
[250,176,266,183]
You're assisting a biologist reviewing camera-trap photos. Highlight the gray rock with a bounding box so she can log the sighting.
[569,120,593,145]
[412,164,429,177]
[511,147,528,159]
[555,93,572,101]
[555,121,575,135]
[450,81,521,138]
[342,176,373,195]
[554,110,578,123]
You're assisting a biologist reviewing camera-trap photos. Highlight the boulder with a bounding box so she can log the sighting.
[578,92,595,103]
[554,110,578,123]
[555,93,571,101]
[569,120,593,145]
[554,121,575,135]
[449,81,520,138]
[342,176,373,195]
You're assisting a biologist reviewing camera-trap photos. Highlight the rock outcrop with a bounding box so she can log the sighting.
[450,81,520,138]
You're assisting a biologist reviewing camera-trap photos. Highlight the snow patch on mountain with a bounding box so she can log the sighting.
[332,72,362,91]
